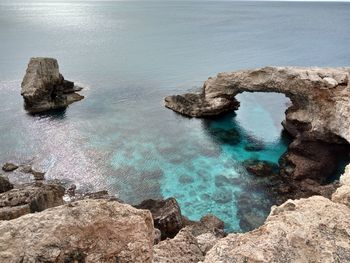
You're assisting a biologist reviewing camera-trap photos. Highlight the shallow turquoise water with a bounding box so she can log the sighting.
[0,1,349,232]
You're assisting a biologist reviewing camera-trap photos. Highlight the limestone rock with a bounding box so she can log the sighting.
[165,67,350,182]
[2,163,18,172]
[204,196,350,263]
[153,228,204,263]
[135,198,183,239]
[332,164,350,207]
[0,176,13,193]
[0,183,65,220]
[0,199,154,263]
[21,57,84,113]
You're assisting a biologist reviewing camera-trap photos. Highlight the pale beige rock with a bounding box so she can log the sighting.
[204,196,350,263]
[165,67,350,144]
[153,228,204,263]
[0,183,65,220]
[332,164,350,207]
[0,199,154,263]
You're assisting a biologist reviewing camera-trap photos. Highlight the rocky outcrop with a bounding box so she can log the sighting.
[153,214,226,262]
[0,183,65,220]
[135,197,183,239]
[201,165,350,262]
[165,67,350,182]
[2,163,18,172]
[204,195,350,263]
[21,57,84,113]
[0,199,154,263]
[0,176,13,193]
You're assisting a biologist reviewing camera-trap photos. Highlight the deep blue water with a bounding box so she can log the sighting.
[0,1,349,232]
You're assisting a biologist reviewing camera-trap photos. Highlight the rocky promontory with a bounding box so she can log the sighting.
[21,57,84,113]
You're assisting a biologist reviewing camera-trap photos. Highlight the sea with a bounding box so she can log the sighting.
[0,0,349,232]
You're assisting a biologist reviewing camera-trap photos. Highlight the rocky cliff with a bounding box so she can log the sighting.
[21,57,84,113]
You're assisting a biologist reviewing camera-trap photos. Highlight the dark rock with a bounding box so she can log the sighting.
[0,176,13,193]
[2,162,18,172]
[243,159,278,177]
[0,183,65,220]
[21,57,84,113]
[279,138,349,182]
[67,184,77,196]
[154,228,162,245]
[244,137,265,152]
[21,165,45,180]
[135,198,183,240]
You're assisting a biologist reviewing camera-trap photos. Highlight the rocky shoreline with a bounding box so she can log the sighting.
[0,62,349,262]
[1,160,350,262]
[165,67,350,205]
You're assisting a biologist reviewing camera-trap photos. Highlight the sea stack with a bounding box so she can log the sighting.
[21,57,84,113]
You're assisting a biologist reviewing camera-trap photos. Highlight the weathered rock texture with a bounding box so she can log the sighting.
[201,165,350,262]
[135,197,183,240]
[165,67,350,182]
[0,183,64,220]
[204,195,350,263]
[21,57,84,113]
[165,67,350,142]
[0,199,154,263]
[153,214,226,262]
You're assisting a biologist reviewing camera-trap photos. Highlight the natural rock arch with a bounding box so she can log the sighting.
[165,67,350,188]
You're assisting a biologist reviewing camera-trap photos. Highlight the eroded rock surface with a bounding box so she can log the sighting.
[135,197,183,239]
[21,57,84,113]
[165,67,350,142]
[0,199,154,263]
[0,183,65,220]
[204,195,350,263]
[165,67,350,182]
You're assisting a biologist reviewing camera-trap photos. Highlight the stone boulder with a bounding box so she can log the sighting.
[0,183,65,220]
[2,163,18,172]
[204,196,350,263]
[135,198,183,239]
[21,57,84,113]
[0,176,13,193]
[0,199,154,263]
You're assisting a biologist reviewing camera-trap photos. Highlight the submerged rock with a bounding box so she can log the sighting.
[2,162,18,172]
[21,57,84,113]
[135,197,183,240]
[0,199,154,263]
[0,183,65,220]
[210,128,241,145]
[243,159,279,177]
[0,176,13,193]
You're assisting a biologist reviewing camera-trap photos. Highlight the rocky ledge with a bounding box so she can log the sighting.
[21,57,84,113]
[165,67,350,185]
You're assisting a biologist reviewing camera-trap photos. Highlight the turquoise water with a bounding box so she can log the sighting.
[0,1,349,232]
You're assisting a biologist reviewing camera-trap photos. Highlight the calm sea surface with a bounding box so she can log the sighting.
[1,1,349,232]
